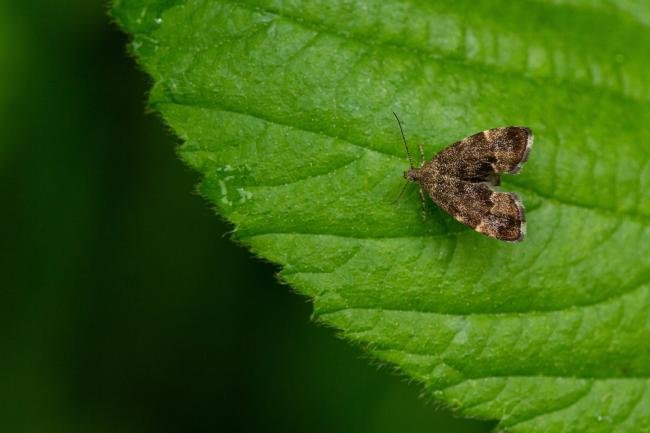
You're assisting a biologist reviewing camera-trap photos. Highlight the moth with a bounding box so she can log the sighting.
[394,113,533,242]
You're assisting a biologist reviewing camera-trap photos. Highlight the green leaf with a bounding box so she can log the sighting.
[112,0,650,431]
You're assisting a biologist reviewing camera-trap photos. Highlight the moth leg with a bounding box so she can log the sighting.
[419,187,427,221]
[418,143,426,167]
[393,180,409,203]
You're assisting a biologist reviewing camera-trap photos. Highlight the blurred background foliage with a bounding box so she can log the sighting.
[0,1,493,432]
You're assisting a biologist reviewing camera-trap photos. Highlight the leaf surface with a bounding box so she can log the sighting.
[112,0,650,431]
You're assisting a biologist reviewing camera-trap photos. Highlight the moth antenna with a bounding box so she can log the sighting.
[393,180,410,204]
[393,112,414,169]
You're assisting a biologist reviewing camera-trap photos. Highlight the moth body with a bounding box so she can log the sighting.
[394,112,532,243]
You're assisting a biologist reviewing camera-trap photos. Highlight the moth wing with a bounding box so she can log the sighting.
[433,127,533,180]
[426,176,525,242]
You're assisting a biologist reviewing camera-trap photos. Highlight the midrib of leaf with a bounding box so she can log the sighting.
[113,0,650,431]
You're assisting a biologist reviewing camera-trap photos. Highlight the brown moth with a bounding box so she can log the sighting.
[394,113,532,242]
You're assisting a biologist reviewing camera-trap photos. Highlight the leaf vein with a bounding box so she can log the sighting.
[504,382,595,430]
[235,0,650,104]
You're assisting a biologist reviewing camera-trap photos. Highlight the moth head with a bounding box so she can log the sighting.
[404,168,420,182]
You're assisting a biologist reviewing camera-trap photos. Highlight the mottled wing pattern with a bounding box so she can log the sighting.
[425,176,525,242]
[397,120,532,242]
[433,127,533,181]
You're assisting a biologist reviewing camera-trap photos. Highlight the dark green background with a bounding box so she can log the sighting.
[1,1,493,432]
